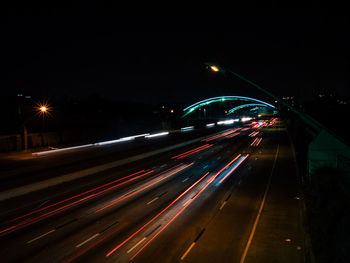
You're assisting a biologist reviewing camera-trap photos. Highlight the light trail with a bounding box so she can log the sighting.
[250,137,262,147]
[95,163,194,213]
[201,128,241,142]
[225,132,240,138]
[218,155,249,184]
[32,144,94,156]
[250,138,259,146]
[3,170,146,225]
[0,170,154,235]
[213,154,241,178]
[255,138,262,146]
[181,126,194,132]
[105,171,209,258]
[171,144,211,159]
[129,173,215,261]
[95,133,150,146]
[248,131,259,137]
[64,222,128,263]
[175,145,213,160]
[145,132,169,138]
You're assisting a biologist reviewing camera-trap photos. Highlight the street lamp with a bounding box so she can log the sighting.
[204,62,350,177]
[204,62,323,133]
[36,102,51,118]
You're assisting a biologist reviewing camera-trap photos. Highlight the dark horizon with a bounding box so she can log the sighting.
[4,7,349,105]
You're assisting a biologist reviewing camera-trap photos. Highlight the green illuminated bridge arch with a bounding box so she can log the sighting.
[182,96,275,117]
[226,103,274,115]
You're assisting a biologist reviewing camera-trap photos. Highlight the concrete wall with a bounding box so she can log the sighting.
[0,134,22,152]
[0,131,75,152]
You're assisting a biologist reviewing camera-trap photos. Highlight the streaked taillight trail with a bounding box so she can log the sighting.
[218,155,249,184]
[95,163,194,213]
[105,171,209,258]
[171,144,212,159]
[201,128,241,142]
[250,137,262,147]
[105,153,249,261]
[1,162,192,236]
[0,169,154,235]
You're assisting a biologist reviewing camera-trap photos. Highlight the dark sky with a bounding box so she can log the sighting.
[4,5,349,105]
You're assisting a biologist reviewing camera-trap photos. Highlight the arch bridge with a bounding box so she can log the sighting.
[182,96,275,117]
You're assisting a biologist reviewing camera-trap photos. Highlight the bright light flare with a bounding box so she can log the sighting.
[35,101,52,118]
[210,65,220,72]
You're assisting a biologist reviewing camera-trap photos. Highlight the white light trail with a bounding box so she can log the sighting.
[145,132,169,138]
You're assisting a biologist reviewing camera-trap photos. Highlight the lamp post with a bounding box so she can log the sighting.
[204,62,323,134]
[36,102,50,147]
[205,62,350,176]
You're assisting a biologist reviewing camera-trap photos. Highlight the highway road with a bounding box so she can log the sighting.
[0,119,303,263]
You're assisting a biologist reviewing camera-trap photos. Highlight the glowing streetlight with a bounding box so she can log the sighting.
[36,102,51,118]
[204,61,323,133]
[210,65,220,72]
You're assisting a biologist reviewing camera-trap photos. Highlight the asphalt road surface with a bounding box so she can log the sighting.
[0,119,304,263]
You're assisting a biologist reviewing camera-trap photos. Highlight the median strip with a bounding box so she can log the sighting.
[0,133,218,201]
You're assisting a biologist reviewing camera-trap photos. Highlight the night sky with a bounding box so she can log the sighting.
[4,6,349,105]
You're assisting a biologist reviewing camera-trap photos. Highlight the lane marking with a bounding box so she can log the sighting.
[147,197,159,205]
[180,228,205,260]
[76,233,100,248]
[180,242,196,260]
[1,132,215,202]
[27,229,56,244]
[99,220,119,234]
[219,201,227,210]
[26,218,77,244]
[127,237,147,254]
[239,144,279,263]
[182,177,189,182]
[182,199,191,207]
[145,224,161,237]
[96,163,193,213]
[106,172,210,258]
[202,165,208,169]
[37,200,51,209]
